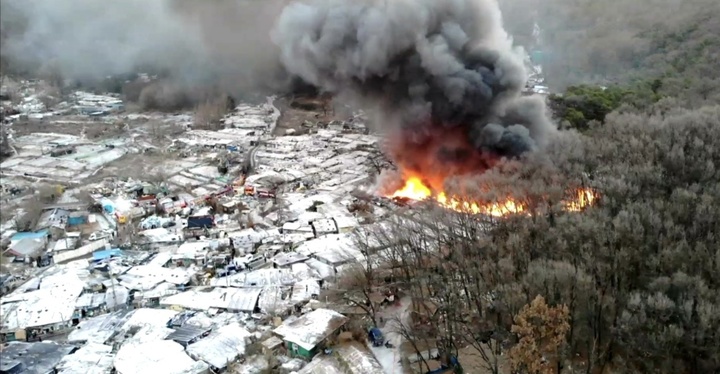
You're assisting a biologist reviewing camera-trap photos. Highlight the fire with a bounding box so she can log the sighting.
[437,191,526,217]
[389,177,432,201]
[387,176,597,217]
[564,188,597,212]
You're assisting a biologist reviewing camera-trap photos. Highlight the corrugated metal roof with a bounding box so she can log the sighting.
[7,238,45,256]
[166,325,210,343]
[0,341,76,374]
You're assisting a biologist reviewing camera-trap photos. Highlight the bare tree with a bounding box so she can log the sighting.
[15,198,43,231]
[367,150,394,175]
[194,95,230,130]
[74,190,97,205]
[36,184,61,203]
[335,259,380,327]
[353,205,551,373]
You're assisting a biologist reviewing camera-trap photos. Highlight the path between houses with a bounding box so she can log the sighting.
[369,297,412,374]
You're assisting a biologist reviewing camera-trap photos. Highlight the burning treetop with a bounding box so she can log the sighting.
[387,174,597,217]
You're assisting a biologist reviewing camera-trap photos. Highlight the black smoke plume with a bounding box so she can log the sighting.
[272,0,555,180]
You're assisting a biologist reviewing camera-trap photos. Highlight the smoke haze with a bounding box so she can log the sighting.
[271,0,555,183]
[0,0,289,95]
[1,0,556,185]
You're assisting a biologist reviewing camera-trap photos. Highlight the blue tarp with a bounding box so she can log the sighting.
[67,215,88,226]
[100,198,115,213]
[93,248,123,261]
[10,230,49,242]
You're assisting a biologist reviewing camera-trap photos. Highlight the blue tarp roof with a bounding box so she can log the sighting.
[10,230,49,241]
[93,248,123,261]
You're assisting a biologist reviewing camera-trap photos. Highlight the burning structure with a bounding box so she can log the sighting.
[273,0,595,216]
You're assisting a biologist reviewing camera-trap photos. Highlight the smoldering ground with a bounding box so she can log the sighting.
[0,0,290,100]
[271,0,556,184]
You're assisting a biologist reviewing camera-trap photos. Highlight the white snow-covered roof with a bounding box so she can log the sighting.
[114,340,209,374]
[273,308,349,351]
[67,310,131,344]
[291,279,321,304]
[124,324,174,346]
[230,228,280,244]
[283,220,314,233]
[290,262,318,281]
[147,251,174,267]
[287,193,337,214]
[295,234,350,255]
[335,342,385,374]
[272,252,309,267]
[332,215,359,230]
[120,308,179,332]
[141,282,178,299]
[305,259,336,280]
[212,268,296,288]
[0,268,85,330]
[175,241,210,255]
[55,342,115,374]
[186,323,252,369]
[104,286,129,309]
[160,287,261,312]
[75,293,106,309]
[296,234,364,266]
[298,342,385,374]
[258,286,292,315]
[298,356,344,374]
[311,218,337,234]
[123,265,194,286]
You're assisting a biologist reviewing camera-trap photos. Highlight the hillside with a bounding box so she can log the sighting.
[500,0,720,103]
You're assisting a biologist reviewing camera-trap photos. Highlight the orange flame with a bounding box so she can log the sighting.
[389,177,432,201]
[564,188,597,212]
[387,176,596,217]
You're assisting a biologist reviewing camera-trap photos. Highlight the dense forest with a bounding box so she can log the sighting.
[500,0,720,129]
[355,104,720,372]
[346,2,720,373]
